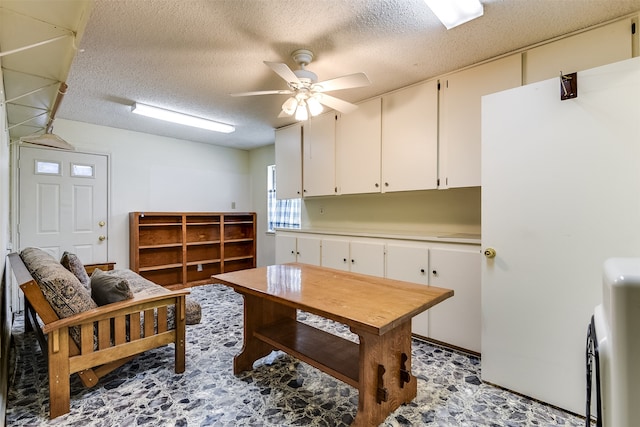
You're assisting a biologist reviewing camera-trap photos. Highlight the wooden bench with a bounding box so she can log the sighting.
[8,253,189,419]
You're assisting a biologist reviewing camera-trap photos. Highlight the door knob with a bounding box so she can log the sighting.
[98,221,106,227]
[98,235,106,241]
[484,247,496,258]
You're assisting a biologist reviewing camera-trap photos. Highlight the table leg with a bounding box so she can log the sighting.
[233,293,297,374]
[350,321,416,427]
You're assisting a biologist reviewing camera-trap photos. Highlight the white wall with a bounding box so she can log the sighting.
[54,119,251,268]
[248,144,275,266]
[0,62,12,423]
[303,187,481,236]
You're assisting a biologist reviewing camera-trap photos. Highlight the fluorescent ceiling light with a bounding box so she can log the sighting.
[424,0,484,29]
[131,103,235,133]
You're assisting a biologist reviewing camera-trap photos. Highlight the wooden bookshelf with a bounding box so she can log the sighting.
[129,212,256,289]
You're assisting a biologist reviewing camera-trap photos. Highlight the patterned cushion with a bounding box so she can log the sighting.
[20,247,97,344]
[90,269,134,306]
[60,251,91,290]
[100,269,201,325]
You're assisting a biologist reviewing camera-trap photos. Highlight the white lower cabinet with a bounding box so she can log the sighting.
[275,234,321,265]
[385,241,481,353]
[385,242,430,337]
[321,237,385,277]
[427,247,481,353]
[278,232,480,353]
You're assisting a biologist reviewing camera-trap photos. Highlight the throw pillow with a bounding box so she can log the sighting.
[91,269,134,306]
[60,251,91,290]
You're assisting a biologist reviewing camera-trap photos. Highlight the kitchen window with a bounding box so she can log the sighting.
[267,164,301,232]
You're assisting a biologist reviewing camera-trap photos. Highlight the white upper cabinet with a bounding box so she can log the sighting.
[335,98,382,195]
[303,112,336,197]
[439,54,522,189]
[274,123,302,200]
[382,80,439,192]
[524,18,633,85]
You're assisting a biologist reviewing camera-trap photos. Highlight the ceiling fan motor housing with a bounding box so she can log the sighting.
[294,69,318,84]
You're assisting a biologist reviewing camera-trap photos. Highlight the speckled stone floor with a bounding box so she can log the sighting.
[6,284,587,426]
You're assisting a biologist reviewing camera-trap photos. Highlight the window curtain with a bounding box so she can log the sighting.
[268,189,301,231]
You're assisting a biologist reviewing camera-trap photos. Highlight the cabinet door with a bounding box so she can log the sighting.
[349,240,385,277]
[321,238,350,271]
[275,234,297,264]
[439,54,521,189]
[524,19,632,85]
[386,242,430,337]
[303,113,336,197]
[275,123,302,199]
[382,80,438,192]
[428,247,481,353]
[296,236,321,266]
[335,98,382,195]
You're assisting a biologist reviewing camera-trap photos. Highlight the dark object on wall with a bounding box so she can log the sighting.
[561,72,578,100]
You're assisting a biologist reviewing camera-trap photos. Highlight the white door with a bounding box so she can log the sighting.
[19,146,109,263]
[481,57,640,414]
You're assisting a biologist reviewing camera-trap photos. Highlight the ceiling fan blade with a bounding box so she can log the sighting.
[264,61,301,85]
[230,89,293,97]
[314,72,371,92]
[317,94,358,114]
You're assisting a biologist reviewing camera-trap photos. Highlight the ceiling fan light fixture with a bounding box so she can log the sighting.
[131,102,235,133]
[282,96,298,116]
[295,101,309,121]
[307,95,324,116]
[424,0,483,29]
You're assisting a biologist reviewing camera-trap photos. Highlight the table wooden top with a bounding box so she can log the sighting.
[212,263,453,335]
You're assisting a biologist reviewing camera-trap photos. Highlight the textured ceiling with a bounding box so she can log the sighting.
[6,0,640,150]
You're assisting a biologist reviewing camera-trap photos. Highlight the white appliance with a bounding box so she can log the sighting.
[588,258,640,426]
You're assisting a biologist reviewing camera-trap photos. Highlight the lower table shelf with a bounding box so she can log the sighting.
[254,318,360,388]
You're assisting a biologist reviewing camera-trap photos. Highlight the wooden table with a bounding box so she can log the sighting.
[212,263,453,426]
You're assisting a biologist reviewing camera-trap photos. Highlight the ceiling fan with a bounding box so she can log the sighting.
[231,49,371,121]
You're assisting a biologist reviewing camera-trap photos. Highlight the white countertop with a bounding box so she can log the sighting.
[275,228,481,245]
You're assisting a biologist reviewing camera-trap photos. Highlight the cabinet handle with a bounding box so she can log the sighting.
[351,259,355,264]
[343,258,347,263]
[385,182,389,187]
[375,183,379,188]
[432,270,437,276]
[291,250,295,254]
[296,252,300,255]
[420,269,425,274]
